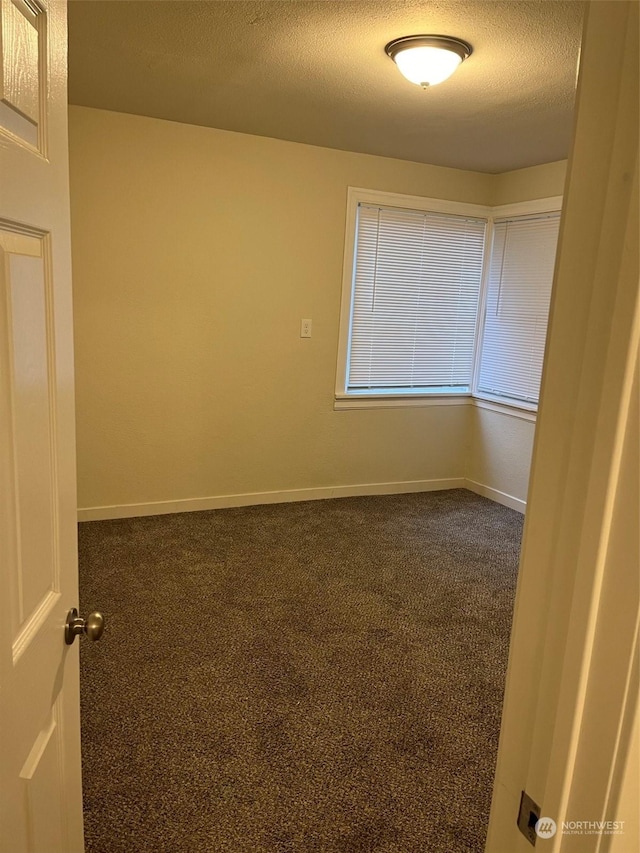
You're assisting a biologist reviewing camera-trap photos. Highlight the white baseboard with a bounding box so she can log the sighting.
[77,477,467,522]
[464,479,526,513]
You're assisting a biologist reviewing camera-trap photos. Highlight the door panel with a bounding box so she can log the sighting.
[19,701,65,853]
[0,0,43,148]
[0,230,78,851]
[0,0,84,850]
[3,238,57,646]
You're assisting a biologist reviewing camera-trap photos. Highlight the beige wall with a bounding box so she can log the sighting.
[70,106,489,512]
[69,106,566,514]
[466,407,535,507]
[491,159,567,206]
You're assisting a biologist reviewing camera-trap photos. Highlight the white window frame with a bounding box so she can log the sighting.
[335,187,562,414]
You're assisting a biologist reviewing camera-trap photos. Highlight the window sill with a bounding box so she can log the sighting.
[334,394,471,411]
[334,394,538,421]
[471,396,537,422]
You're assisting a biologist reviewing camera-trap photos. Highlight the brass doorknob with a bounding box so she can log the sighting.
[65,608,105,645]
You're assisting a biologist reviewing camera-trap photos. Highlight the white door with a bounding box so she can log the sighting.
[0,0,85,850]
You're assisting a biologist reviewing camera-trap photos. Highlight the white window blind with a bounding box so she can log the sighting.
[347,203,486,394]
[477,212,561,405]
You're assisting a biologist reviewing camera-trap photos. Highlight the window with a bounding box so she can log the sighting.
[336,188,561,413]
[475,213,561,406]
[347,203,486,396]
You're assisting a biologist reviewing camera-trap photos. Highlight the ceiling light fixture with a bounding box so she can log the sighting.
[385,35,472,89]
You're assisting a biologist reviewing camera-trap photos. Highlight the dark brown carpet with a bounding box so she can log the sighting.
[78,489,523,853]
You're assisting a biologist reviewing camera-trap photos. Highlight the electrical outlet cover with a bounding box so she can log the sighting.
[517,790,541,846]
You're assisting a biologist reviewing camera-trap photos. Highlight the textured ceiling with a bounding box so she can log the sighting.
[68,0,585,174]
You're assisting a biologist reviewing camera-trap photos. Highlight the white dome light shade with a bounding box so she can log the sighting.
[385,36,472,88]
[394,46,462,86]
